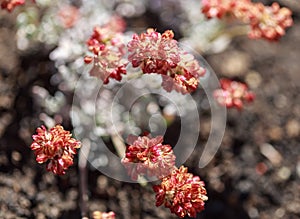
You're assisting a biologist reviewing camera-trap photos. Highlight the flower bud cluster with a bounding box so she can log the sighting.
[213,78,255,110]
[201,0,293,41]
[85,25,205,94]
[122,135,207,218]
[121,135,176,180]
[1,0,25,12]
[84,16,128,84]
[128,29,205,94]
[30,125,81,175]
[153,166,208,218]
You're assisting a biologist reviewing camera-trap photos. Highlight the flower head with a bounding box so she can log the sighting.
[202,0,293,41]
[121,135,176,180]
[84,17,128,84]
[30,125,81,175]
[248,2,293,41]
[201,0,237,19]
[153,166,208,218]
[128,29,205,94]
[214,78,255,110]
[128,28,180,75]
[1,0,25,12]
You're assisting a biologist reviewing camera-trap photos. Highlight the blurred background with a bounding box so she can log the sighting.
[0,0,299,218]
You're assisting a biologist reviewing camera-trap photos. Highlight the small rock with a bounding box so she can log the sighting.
[245,71,262,89]
[259,143,282,166]
[285,119,300,138]
[277,166,291,181]
[267,126,283,141]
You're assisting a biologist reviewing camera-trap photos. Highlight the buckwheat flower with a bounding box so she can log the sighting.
[128,28,180,75]
[201,0,237,19]
[84,18,128,83]
[153,166,208,218]
[162,72,199,94]
[213,78,255,110]
[30,125,81,175]
[121,135,176,180]
[161,52,205,94]
[93,211,115,219]
[248,2,293,41]
[1,0,25,12]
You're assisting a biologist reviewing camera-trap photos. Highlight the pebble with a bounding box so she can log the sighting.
[277,166,291,181]
[285,119,300,138]
[245,71,262,89]
[259,143,282,166]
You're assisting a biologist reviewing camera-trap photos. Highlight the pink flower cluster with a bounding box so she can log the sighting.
[84,26,205,94]
[1,0,25,12]
[30,125,81,175]
[201,0,293,41]
[84,17,128,84]
[122,135,207,218]
[128,29,205,94]
[153,166,208,218]
[121,135,176,180]
[214,78,255,110]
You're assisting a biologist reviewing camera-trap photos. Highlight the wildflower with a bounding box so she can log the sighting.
[201,0,293,41]
[128,29,205,93]
[201,0,237,19]
[127,28,180,75]
[30,125,81,175]
[93,211,115,219]
[1,0,25,12]
[84,18,128,84]
[248,2,293,41]
[153,166,208,218]
[121,135,176,180]
[213,78,255,110]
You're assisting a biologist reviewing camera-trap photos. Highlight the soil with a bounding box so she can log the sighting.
[0,3,300,219]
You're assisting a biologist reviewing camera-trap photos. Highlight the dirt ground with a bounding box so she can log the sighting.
[0,3,300,219]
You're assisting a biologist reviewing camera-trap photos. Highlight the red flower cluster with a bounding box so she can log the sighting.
[30,125,81,175]
[122,135,208,218]
[201,0,293,41]
[121,135,176,180]
[213,78,255,110]
[153,166,208,218]
[84,17,128,84]
[128,29,205,94]
[1,0,25,12]
[93,211,115,219]
[248,2,293,41]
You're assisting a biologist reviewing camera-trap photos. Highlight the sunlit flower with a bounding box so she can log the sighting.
[153,166,208,218]
[1,0,25,12]
[128,28,180,75]
[84,17,128,84]
[248,2,293,41]
[202,0,293,41]
[30,125,81,175]
[128,29,205,93]
[213,78,255,110]
[93,211,115,219]
[121,135,176,180]
[201,0,237,19]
